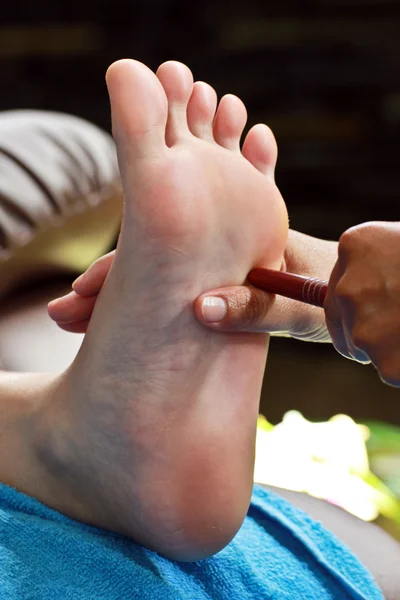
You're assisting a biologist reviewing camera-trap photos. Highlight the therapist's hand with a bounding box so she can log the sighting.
[194,229,338,343]
[195,221,400,386]
[323,221,400,386]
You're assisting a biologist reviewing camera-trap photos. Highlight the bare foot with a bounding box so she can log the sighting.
[45,59,288,560]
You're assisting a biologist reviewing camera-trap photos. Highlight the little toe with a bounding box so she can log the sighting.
[156,61,194,146]
[242,124,278,178]
[106,59,168,160]
[213,94,247,152]
[187,82,217,142]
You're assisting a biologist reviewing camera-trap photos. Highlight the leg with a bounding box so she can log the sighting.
[32,59,288,561]
[0,111,126,542]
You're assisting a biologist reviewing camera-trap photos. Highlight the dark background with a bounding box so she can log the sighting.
[1,0,399,424]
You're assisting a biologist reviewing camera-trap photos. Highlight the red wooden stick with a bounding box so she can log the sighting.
[247,268,328,308]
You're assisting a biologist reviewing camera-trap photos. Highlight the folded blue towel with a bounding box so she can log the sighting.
[0,482,382,599]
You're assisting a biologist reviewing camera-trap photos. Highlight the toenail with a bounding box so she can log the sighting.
[201,296,227,322]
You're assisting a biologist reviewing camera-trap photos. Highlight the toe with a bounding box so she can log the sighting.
[213,94,247,152]
[242,124,277,178]
[106,59,168,160]
[156,61,194,146]
[187,82,217,142]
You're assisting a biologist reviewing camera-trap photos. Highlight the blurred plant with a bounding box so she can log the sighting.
[255,412,400,530]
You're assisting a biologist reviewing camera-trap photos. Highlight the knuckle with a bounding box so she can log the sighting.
[334,274,380,307]
[235,288,272,328]
[351,327,371,354]
[338,228,359,257]
[335,276,388,313]
[351,320,382,353]
[338,222,380,258]
[334,278,359,304]
[334,279,350,301]
[338,228,355,252]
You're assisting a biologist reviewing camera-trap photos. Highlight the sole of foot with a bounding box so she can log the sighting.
[42,58,288,561]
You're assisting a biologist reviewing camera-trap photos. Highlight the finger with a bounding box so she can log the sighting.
[325,315,371,364]
[324,261,371,364]
[72,251,115,297]
[351,312,400,382]
[343,320,371,363]
[194,285,272,332]
[371,350,400,388]
[324,299,364,361]
[55,319,90,334]
[48,292,97,324]
[194,284,326,337]
[324,259,351,356]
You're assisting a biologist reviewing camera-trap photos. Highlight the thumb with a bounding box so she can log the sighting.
[194,284,328,339]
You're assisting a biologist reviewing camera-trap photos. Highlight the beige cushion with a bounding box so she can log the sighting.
[0,110,122,298]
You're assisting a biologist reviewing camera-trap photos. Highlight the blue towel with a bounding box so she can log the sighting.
[0,482,382,599]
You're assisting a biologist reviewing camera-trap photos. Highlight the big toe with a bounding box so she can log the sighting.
[106,60,168,161]
[242,124,277,178]
[156,61,194,146]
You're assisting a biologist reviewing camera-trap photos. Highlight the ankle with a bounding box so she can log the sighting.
[0,373,78,512]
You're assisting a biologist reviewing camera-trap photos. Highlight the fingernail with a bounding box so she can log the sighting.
[201,296,227,323]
